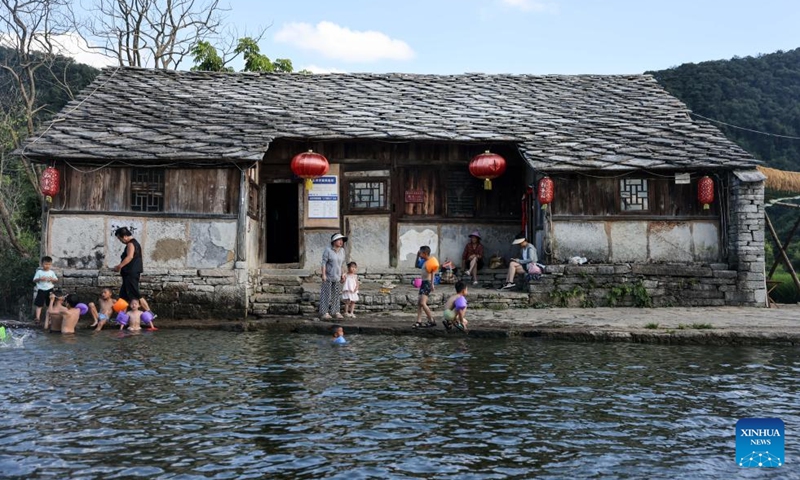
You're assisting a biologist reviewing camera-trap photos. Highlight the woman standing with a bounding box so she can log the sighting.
[112,227,149,311]
[319,233,348,320]
[461,230,484,286]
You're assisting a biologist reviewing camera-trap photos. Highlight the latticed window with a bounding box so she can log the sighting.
[131,168,164,212]
[620,178,648,211]
[349,181,387,210]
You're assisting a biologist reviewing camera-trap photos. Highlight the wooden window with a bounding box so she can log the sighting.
[446,170,477,217]
[131,168,164,212]
[349,180,387,210]
[620,178,649,212]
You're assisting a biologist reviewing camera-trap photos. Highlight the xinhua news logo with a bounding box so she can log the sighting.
[736,418,784,468]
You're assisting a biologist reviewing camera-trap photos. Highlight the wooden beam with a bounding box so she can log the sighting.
[768,213,800,279]
[764,212,800,294]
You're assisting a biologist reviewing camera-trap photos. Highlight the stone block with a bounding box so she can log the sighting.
[198,269,235,277]
[61,269,99,278]
[261,275,303,286]
[269,304,300,315]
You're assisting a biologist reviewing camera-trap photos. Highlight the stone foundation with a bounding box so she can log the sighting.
[56,260,751,320]
[58,267,246,319]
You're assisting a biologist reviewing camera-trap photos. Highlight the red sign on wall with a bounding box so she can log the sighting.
[404,190,425,203]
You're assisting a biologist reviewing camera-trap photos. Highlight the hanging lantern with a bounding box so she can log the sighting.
[538,176,554,210]
[40,166,60,203]
[290,150,329,190]
[698,175,714,210]
[469,150,507,190]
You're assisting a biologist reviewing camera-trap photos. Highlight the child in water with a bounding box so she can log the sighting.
[123,298,144,331]
[443,281,469,333]
[342,261,360,318]
[89,288,116,331]
[332,325,347,344]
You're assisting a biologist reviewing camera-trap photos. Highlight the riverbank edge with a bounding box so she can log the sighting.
[4,316,798,346]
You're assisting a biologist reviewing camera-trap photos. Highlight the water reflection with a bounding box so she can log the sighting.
[0,330,796,479]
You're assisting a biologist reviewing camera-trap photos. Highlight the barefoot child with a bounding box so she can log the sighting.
[412,246,438,329]
[45,292,81,334]
[32,256,58,324]
[443,281,469,332]
[123,298,144,331]
[88,288,116,331]
[342,262,360,318]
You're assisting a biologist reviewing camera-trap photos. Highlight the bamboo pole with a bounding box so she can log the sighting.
[764,212,800,294]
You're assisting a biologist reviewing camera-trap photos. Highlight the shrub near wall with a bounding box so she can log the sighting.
[771,272,800,304]
[0,250,38,316]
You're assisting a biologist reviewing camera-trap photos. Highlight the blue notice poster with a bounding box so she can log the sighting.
[308,176,339,219]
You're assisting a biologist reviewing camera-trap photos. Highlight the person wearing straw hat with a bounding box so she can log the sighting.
[461,230,484,286]
[319,233,348,320]
[501,232,537,290]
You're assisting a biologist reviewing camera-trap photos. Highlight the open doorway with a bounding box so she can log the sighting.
[266,183,299,263]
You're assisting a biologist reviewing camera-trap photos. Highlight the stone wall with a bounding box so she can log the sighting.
[248,261,745,317]
[58,267,246,319]
[726,176,767,306]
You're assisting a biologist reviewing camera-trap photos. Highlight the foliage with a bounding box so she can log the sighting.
[0,246,38,315]
[769,271,800,304]
[644,322,659,329]
[606,280,652,308]
[191,37,295,73]
[190,41,233,72]
[649,48,800,173]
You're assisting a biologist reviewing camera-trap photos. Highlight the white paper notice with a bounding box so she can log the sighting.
[308,175,339,219]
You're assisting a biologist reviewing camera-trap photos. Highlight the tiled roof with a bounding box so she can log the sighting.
[20,67,759,171]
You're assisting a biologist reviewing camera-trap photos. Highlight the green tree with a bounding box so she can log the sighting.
[191,37,296,73]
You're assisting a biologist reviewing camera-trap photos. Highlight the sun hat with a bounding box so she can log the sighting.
[330,233,348,243]
[512,233,527,245]
[468,230,481,239]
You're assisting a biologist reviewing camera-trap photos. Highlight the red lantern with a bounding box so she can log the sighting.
[290,150,329,190]
[40,166,60,203]
[538,176,554,209]
[469,150,507,190]
[698,175,714,210]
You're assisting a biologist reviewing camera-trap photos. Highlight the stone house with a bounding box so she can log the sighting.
[19,67,766,317]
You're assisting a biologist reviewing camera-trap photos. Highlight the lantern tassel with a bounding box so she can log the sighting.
[703,204,710,210]
[484,178,492,190]
[304,178,313,190]
[541,204,548,210]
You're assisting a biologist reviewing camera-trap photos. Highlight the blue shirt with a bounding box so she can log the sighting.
[332,336,347,344]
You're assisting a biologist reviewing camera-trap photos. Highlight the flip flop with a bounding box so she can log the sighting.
[442,320,453,331]
[455,322,466,332]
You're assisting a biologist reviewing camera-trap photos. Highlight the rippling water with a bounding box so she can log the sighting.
[0,329,797,479]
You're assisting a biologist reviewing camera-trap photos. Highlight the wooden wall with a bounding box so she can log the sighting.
[61,166,239,215]
[551,175,720,217]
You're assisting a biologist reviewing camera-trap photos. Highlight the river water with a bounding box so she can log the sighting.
[0,329,796,479]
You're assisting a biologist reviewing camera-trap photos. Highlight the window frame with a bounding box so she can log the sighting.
[343,177,391,214]
[130,167,165,212]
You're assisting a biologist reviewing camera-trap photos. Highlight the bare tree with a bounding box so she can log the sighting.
[83,0,228,69]
[0,0,77,256]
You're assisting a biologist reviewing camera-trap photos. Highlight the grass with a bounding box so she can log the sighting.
[644,322,659,329]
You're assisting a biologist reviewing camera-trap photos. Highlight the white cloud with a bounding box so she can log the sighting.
[275,21,414,63]
[500,0,557,13]
[301,65,348,74]
[0,32,116,69]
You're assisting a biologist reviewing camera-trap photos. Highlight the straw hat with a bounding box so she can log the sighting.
[512,233,527,245]
[468,230,481,239]
[330,233,348,243]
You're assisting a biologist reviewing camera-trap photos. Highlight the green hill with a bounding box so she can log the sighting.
[648,48,800,172]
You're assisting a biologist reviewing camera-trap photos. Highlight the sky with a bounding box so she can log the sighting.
[65,0,800,74]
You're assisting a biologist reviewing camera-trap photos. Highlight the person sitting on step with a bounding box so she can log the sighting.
[501,233,537,290]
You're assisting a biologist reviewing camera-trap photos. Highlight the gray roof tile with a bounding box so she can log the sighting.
[19,67,759,171]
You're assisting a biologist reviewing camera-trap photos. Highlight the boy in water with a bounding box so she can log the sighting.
[413,246,438,329]
[443,281,469,333]
[32,256,58,324]
[88,288,116,331]
[45,292,81,334]
[332,325,347,344]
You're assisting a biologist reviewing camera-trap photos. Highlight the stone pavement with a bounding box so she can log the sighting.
[4,305,799,345]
